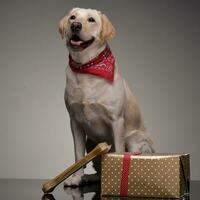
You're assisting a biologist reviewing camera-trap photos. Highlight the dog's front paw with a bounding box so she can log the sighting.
[64,174,83,187]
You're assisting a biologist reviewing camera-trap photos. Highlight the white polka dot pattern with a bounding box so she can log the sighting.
[101,153,190,198]
[101,154,123,195]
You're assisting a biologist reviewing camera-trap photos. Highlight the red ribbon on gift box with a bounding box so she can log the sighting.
[120,152,141,196]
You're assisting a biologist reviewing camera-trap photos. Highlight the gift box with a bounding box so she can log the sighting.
[101,153,190,198]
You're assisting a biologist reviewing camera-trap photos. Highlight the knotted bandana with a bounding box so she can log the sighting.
[69,46,115,81]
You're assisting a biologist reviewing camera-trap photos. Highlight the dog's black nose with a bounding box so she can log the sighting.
[71,22,82,33]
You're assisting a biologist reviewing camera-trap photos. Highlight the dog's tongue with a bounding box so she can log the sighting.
[70,40,83,46]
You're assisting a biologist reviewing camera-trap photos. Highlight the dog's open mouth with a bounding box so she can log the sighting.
[68,35,95,51]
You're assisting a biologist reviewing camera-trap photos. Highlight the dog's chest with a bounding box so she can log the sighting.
[65,72,106,105]
[65,68,125,126]
[65,72,112,123]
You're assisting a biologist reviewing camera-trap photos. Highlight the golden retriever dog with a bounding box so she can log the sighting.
[58,8,155,186]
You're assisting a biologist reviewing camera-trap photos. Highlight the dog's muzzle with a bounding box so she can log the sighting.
[67,22,94,51]
[71,22,82,34]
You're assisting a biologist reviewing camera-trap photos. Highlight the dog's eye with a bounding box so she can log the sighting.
[70,15,76,20]
[88,17,95,23]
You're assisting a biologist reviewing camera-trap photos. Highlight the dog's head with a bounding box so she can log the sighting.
[58,8,115,51]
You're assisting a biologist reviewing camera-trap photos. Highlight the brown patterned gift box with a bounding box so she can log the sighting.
[101,153,190,198]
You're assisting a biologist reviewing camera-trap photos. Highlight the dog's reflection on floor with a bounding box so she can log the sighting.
[42,183,100,200]
[42,183,190,200]
[64,183,101,200]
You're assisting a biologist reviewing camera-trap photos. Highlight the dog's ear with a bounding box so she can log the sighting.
[100,13,116,44]
[58,15,68,39]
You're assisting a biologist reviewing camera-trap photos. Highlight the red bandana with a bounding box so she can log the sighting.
[69,46,115,81]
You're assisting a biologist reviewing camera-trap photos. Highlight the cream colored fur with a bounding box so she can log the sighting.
[58,8,155,186]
